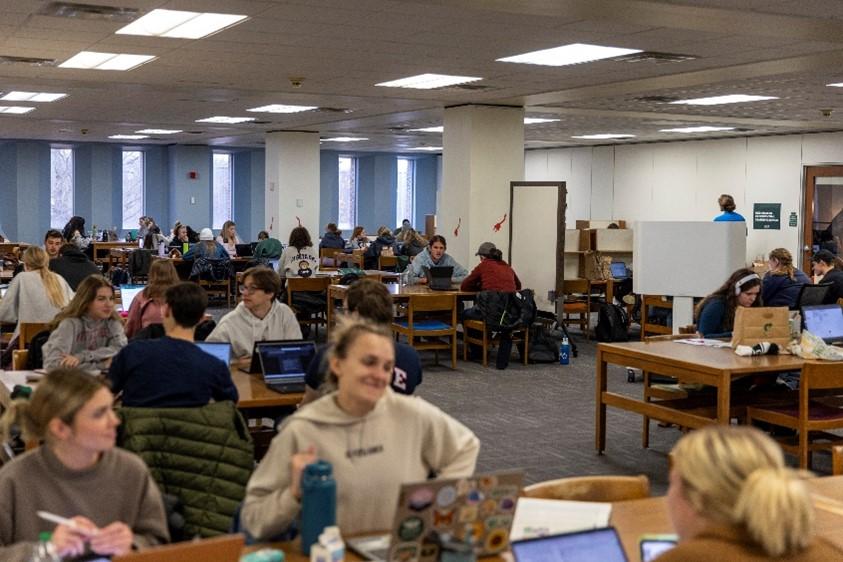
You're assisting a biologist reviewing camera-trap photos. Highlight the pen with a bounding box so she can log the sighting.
[36,511,97,535]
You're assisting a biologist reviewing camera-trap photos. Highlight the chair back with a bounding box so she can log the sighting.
[522,475,650,502]
[319,247,343,268]
[410,293,456,314]
[795,283,832,308]
[563,278,590,296]
[18,322,49,349]
[286,275,331,299]
[802,360,843,390]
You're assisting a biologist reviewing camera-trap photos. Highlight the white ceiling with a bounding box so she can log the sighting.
[3,0,843,151]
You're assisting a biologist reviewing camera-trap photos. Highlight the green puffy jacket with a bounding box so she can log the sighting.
[117,401,255,538]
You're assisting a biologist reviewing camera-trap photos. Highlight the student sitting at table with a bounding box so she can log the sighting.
[44,229,64,260]
[0,368,169,561]
[319,222,346,250]
[124,260,179,339]
[216,220,243,259]
[762,247,810,308]
[206,266,301,363]
[656,425,841,561]
[695,268,762,338]
[42,275,127,372]
[398,228,428,257]
[300,278,422,406]
[407,234,468,285]
[345,226,368,250]
[280,226,319,278]
[62,215,91,250]
[50,243,100,290]
[183,228,229,261]
[363,226,397,269]
[811,249,843,303]
[110,282,238,407]
[241,316,478,540]
[254,230,283,260]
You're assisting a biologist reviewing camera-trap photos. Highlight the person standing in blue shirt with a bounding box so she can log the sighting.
[713,194,746,222]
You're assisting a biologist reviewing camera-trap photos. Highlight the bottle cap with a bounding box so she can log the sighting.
[304,459,333,477]
[39,531,52,542]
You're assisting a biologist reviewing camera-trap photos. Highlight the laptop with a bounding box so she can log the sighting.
[802,304,843,344]
[512,527,628,562]
[257,340,317,393]
[610,262,628,279]
[348,470,524,562]
[235,243,253,257]
[195,341,232,365]
[112,534,244,561]
[423,266,454,290]
[118,284,145,313]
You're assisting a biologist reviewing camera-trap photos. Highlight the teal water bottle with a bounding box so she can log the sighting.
[300,460,336,555]
[559,337,570,365]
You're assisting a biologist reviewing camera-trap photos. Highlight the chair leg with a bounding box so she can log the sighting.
[799,428,809,470]
[481,325,488,368]
[522,329,529,365]
[451,333,457,369]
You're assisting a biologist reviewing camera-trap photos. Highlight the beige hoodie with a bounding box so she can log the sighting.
[241,389,479,540]
[206,300,301,358]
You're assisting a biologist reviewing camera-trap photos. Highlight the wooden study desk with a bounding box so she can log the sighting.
[596,340,805,453]
[231,367,303,409]
[91,241,137,264]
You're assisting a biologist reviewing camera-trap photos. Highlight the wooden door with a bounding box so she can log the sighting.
[803,166,843,273]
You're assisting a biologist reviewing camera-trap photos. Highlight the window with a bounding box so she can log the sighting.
[122,150,144,229]
[50,147,74,228]
[396,157,415,228]
[338,156,357,231]
[213,152,233,229]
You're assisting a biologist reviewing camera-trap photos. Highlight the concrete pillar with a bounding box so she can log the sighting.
[265,131,320,241]
[440,105,524,268]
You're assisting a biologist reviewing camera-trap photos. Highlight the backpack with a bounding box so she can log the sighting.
[474,289,537,332]
[595,303,630,342]
[26,329,52,370]
[528,322,563,363]
[109,266,130,286]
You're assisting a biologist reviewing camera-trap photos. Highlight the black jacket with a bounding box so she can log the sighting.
[821,268,843,303]
[319,231,345,249]
[49,248,100,290]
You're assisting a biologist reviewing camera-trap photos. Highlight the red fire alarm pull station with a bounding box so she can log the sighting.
[189,171,198,179]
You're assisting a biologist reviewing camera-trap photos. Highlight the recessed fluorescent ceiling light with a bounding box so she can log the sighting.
[524,117,560,124]
[497,43,641,66]
[410,146,442,151]
[409,126,444,133]
[376,73,482,89]
[247,104,317,113]
[1,91,66,102]
[195,116,255,124]
[109,134,148,140]
[660,126,736,133]
[827,82,843,87]
[59,51,156,71]
[116,9,248,39]
[670,94,778,106]
[571,133,635,140]
[136,128,182,134]
[322,137,369,142]
[0,106,35,114]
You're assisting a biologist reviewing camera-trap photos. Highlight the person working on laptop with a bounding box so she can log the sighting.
[0,368,169,560]
[762,247,810,308]
[216,220,243,259]
[124,260,179,339]
[109,282,238,407]
[695,269,762,338]
[657,425,840,561]
[811,249,843,303]
[407,235,468,285]
[300,278,422,406]
[206,266,301,364]
[241,316,479,540]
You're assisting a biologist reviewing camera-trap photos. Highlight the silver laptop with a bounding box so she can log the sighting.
[195,341,232,365]
[118,284,145,312]
[348,470,523,562]
[512,527,628,562]
[803,304,843,344]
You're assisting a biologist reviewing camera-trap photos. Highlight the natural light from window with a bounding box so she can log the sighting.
[396,157,415,228]
[338,156,357,231]
[213,152,233,229]
[122,150,144,229]
[50,148,74,228]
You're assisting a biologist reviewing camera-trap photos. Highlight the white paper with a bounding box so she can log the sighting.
[674,338,731,348]
[0,370,42,392]
[510,497,612,541]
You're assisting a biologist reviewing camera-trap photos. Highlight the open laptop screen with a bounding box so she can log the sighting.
[803,304,843,343]
[512,527,628,562]
[119,285,145,312]
[610,262,627,279]
[195,342,232,365]
[258,341,317,386]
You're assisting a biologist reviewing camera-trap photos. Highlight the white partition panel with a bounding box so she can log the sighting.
[633,221,746,298]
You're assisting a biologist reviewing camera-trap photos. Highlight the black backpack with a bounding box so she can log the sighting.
[26,330,52,370]
[528,322,564,363]
[595,303,630,342]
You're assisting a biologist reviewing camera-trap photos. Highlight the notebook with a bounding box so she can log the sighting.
[112,534,244,561]
[195,341,232,365]
[118,284,145,313]
[423,266,454,291]
[511,527,628,562]
[257,340,316,393]
[802,304,843,344]
[235,243,253,257]
[347,470,524,562]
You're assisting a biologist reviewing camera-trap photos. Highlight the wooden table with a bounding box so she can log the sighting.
[231,367,303,409]
[0,242,30,255]
[91,241,137,264]
[596,340,805,453]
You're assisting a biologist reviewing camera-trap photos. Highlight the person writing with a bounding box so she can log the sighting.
[762,248,810,308]
[695,268,762,338]
[408,234,468,285]
[656,425,841,561]
[0,369,169,561]
[241,316,479,540]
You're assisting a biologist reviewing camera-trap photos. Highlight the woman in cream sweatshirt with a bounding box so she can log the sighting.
[241,316,479,540]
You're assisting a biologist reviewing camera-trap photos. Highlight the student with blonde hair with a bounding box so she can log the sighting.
[657,425,841,561]
[216,220,243,259]
[124,259,179,338]
[42,275,127,371]
[0,369,169,560]
[762,247,810,307]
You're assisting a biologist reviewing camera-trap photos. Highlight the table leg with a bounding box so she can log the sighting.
[717,372,731,424]
[596,347,608,453]
[327,288,335,330]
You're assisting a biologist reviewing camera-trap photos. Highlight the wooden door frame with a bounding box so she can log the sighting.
[803,165,843,273]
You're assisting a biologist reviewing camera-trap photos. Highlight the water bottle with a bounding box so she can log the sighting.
[29,532,60,561]
[559,336,570,365]
[300,460,336,555]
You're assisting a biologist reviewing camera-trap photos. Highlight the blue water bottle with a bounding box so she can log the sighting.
[559,337,570,365]
[300,460,336,555]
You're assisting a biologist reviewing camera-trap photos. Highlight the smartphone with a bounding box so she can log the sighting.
[640,534,678,562]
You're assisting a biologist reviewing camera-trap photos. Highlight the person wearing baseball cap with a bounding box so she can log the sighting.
[811,249,843,302]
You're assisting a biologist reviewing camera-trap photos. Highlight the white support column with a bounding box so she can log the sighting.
[440,105,524,268]
[265,131,320,240]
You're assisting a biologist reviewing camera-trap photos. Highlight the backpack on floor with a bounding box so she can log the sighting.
[109,266,130,286]
[595,303,629,342]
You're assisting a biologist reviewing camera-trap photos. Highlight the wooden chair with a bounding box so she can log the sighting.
[522,475,650,502]
[747,361,843,469]
[834,445,843,476]
[462,319,529,367]
[562,279,591,334]
[286,276,331,338]
[392,293,458,368]
[198,277,232,307]
[18,322,49,349]
[378,255,398,271]
[11,349,28,370]
[319,247,343,269]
